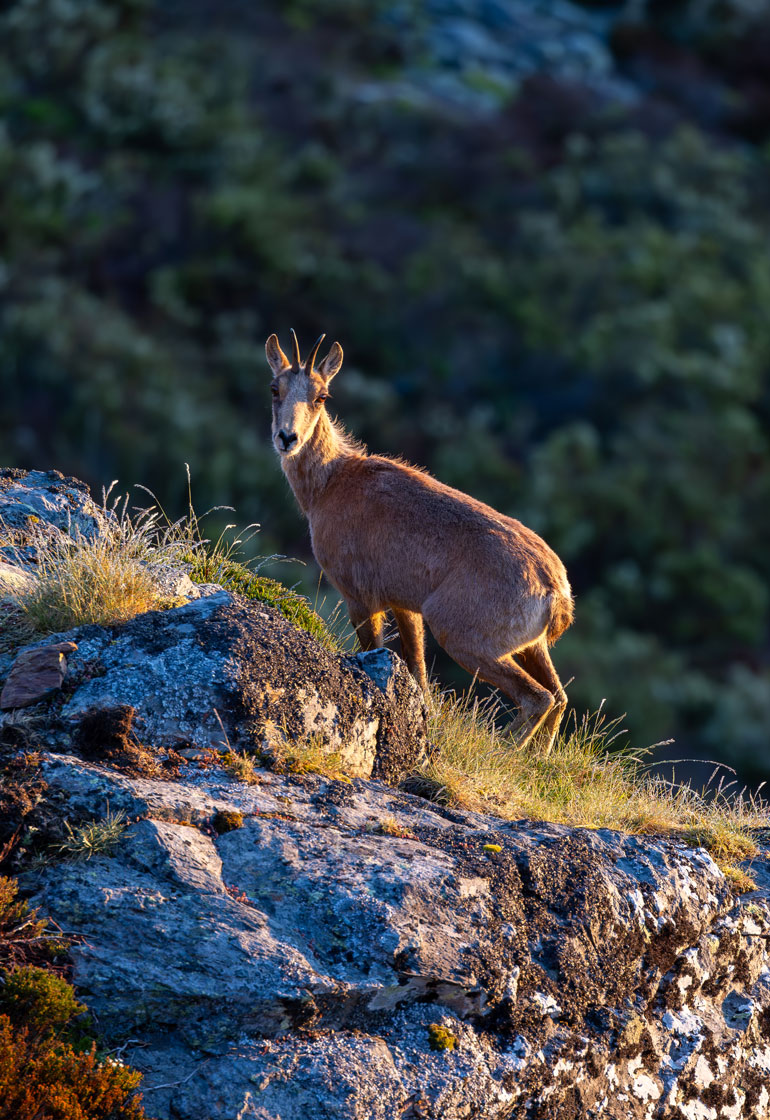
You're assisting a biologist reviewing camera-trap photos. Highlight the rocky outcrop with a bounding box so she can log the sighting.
[42,593,428,783]
[1,468,769,1119]
[26,752,770,1120]
[0,468,111,558]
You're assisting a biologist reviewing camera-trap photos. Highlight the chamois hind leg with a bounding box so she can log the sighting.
[429,634,555,751]
[392,607,430,696]
[346,599,385,652]
[516,640,567,755]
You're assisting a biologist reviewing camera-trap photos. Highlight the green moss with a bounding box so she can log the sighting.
[213,809,244,833]
[191,558,338,651]
[427,1023,457,1052]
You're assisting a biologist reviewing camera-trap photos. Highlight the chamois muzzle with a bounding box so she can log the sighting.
[277,429,298,452]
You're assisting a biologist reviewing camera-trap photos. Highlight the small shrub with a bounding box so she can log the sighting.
[0,878,50,969]
[0,880,147,1119]
[0,1014,145,1120]
[0,966,84,1035]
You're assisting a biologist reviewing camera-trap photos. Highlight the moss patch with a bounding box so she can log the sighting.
[192,559,337,651]
[427,1023,457,1052]
[213,809,244,834]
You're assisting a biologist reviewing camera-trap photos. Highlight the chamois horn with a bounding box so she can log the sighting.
[305,333,326,373]
[289,328,301,371]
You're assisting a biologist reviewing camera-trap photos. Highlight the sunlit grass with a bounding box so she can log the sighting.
[418,688,766,884]
[222,750,261,785]
[3,467,338,649]
[2,484,193,633]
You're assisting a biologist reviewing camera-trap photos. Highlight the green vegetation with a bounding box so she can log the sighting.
[212,809,244,833]
[2,475,337,648]
[427,1023,458,1052]
[57,809,127,861]
[0,878,146,1120]
[221,750,262,785]
[0,0,768,776]
[266,734,351,783]
[197,560,338,651]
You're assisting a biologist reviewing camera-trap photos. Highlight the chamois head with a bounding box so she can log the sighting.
[265,330,344,457]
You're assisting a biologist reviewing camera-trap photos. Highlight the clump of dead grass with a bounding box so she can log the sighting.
[2,485,193,634]
[221,750,261,785]
[419,689,765,883]
[266,734,351,782]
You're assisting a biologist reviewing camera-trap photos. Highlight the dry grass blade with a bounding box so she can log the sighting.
[3,483,198,634]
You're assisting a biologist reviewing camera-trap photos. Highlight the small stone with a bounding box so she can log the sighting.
[0,561,34,597]
[0,641,77,708]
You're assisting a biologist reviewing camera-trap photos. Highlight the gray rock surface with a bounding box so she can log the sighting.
[27,751,770,1120]
[0,468,111,556]
[9,592,428,784]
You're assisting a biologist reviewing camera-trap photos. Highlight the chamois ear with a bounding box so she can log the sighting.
[319,341,343,384]
[265,334,290,375]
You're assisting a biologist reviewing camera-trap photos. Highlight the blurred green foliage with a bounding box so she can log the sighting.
[1,0,769,775]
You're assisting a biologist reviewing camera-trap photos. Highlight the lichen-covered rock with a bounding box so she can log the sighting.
[25,751,770,1120]
[0,468,111,556]
[13,592,427,783]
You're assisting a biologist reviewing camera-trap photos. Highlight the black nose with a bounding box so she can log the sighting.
[278,429,298,450]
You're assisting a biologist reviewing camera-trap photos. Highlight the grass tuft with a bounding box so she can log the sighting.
[267,734,351,782]
[2,485,194,634]
[2,469,338,650]
[419,689,765,878]
[57,810,127,861]
[221,751,261,785]
[144,468,340,649]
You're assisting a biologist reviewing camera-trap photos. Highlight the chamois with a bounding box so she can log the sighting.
[266,330,574,752]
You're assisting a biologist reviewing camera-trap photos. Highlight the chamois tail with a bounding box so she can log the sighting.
[547,591,574,646]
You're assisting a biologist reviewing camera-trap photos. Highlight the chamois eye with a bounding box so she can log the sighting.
[271,385,279,398]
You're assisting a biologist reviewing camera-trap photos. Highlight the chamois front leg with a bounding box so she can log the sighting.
[346,599,385,652]
[393,607,430,697]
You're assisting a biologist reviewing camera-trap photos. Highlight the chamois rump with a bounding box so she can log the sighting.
[266,330,574,751]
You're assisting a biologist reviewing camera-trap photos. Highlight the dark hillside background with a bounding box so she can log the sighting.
[2,0,770,780]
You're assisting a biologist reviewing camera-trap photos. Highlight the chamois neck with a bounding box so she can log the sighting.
[281,410,362,512]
